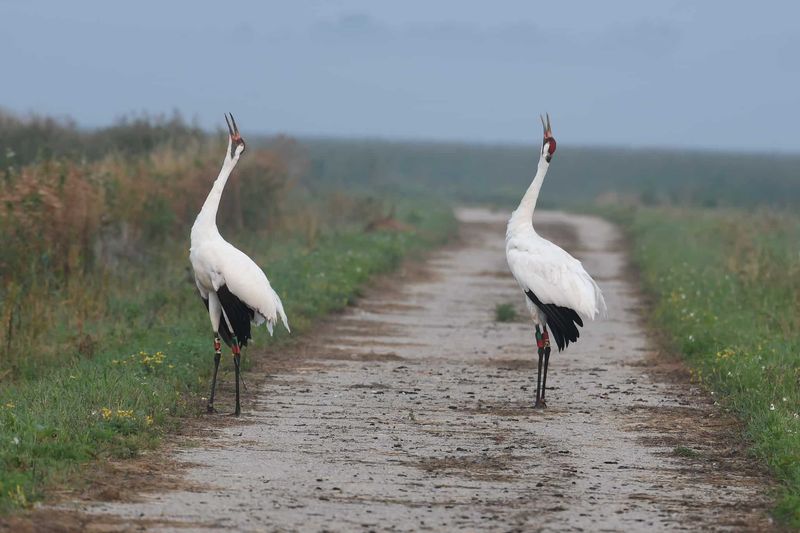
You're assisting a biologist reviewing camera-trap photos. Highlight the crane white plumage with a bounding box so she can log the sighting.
[189,114,289,416]
[505,113,606,408]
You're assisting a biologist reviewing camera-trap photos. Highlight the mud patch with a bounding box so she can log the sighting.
[481,358,535,370]
[413,453,522,482]
[0,509,212,533]
[317,350,406,362]
[476,270,510,279]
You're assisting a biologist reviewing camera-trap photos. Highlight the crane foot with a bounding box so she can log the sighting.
[534,398,548,409]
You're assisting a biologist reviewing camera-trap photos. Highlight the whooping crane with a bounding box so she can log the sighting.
[505,114,606,408]
[189,114,289,416]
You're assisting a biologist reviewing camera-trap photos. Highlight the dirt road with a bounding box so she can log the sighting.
[73,208,773,531]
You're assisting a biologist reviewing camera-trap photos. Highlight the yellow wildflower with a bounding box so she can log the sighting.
[716,348,736,360]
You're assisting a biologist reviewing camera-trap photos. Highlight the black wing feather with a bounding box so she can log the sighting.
[525,290,583,351]
[217,284,255,347]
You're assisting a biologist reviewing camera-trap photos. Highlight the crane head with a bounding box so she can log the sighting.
[540,113,556,163]
[225,113,246,160]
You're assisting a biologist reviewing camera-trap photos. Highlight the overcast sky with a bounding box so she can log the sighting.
[2,1,799,151]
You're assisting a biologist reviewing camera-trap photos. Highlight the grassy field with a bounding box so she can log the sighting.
[0,204,455,511]
[616,207,800,526]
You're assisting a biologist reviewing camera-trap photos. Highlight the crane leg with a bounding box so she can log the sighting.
[207,336,222,413]
[541,327,551,405]
[534,325,546,409]
[232,340,242,416]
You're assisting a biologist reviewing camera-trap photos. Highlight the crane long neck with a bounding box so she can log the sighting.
[507,157,550,236]
[191,157,237,242]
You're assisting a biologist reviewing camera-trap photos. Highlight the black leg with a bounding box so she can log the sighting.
[540,326,551,406]
[541,346,551,403]
[534,325,545,408]
[207,336,222,413]
[535,348,544,408]
[232,341,242,416]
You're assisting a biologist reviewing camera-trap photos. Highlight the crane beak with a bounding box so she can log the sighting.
[225,113,245,158]
[225,113,241,141]
[540,113,553,137]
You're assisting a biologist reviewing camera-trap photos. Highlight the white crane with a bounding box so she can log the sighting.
[189,114,289,416]
[505,114,606,408]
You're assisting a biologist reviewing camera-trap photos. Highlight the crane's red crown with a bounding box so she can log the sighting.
[545,137,557,155]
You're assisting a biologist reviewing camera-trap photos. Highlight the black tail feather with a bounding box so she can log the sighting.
[525,290,583,351]
[216,285,255,347]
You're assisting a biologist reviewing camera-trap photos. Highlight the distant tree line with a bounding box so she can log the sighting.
[300,138,800,210]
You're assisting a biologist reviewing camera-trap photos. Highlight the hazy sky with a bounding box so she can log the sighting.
[2,1,799,151]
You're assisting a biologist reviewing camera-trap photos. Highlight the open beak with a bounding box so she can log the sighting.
[225,112,241,141]
[540,113,553,138]
[225,113,244,157]
[540,113,554,162]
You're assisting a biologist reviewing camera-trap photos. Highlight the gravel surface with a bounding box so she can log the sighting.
[69,208,774,532]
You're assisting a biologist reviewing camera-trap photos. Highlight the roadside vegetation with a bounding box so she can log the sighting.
[494,302,519,323]
[0,111,456,511]
[614,207,800,526]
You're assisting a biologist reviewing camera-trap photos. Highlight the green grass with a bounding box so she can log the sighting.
[494,302,519,323]
[617,207,800,526]
[672,446,701,459]
[0,204,456,512]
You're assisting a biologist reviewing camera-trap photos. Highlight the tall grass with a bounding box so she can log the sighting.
[0,139,294,378]
[621,207,800,526]
[0,109,205,170]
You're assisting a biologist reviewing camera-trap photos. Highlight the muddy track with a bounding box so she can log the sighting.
[58,208,774,531]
